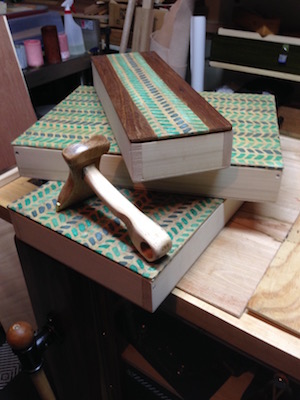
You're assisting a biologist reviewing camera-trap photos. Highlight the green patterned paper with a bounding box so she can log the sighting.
[107,52,209,138]
[201,92,283,170]
[12,86,119,154]
[13,85,282,170]
[8,181,223,279]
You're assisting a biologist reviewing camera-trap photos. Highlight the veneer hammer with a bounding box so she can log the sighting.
[56,135,172,262]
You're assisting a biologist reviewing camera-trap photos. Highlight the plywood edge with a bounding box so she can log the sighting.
[247,212,300,337]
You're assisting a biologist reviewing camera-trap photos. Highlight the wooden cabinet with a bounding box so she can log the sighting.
[15,238,300,399]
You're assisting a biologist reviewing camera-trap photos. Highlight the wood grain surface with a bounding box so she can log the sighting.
[0,16,37,173]
[92,55,155,142]
[176,135,300,317]
[92,52,232,142]
[0,177,37,222]
[248,214,300,336]
[176,217,282,317]
[142,52,232,132]
[279,105,300,139]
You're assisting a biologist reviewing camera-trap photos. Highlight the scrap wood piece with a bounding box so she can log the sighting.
[119,0,136,52]
[150,0,194,78]
[84,1,108,15]
[84,3,101,15]
[176,211,282,318]
[132,0,154,51]
[248,213,300,336]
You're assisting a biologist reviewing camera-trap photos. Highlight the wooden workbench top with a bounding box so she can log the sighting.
[0,175,37,222]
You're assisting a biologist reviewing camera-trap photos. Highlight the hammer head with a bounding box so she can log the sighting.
[56,135,110,211]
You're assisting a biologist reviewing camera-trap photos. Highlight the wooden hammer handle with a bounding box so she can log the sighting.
[84,165,172,262]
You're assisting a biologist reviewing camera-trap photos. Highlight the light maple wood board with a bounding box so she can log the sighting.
[176,135,300,317]
[248,214,300,336]
[0,177,37,223]
[132,5,154,52]
[279,106,300,140]
[0,16,36,174]
[176,217,282,317]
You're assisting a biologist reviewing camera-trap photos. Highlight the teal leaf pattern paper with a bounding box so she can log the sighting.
[8,181,223,280]
[108,52,209,138]
[201,92,283,170]
[12,86,120,154]
[12,85,283,171]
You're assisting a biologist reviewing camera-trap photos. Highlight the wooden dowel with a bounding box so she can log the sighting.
[119,0,136,53]
[31,369,56,400]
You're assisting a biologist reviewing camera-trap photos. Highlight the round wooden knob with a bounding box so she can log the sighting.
[6,321,35,351]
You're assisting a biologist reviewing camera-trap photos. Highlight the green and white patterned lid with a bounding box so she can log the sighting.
[13,86,119,154]
[106,52,209,139]
[8,181,223,279]
[12,86,283,170]
[201,91,283,170]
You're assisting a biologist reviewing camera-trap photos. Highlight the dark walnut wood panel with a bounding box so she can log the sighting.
[92,55,156,142]
[92,52,232,143]
[142,52,232,133]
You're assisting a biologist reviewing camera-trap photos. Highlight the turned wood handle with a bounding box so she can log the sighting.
[6,321,35,350]
[84,165,172,261]
[57,136,172,262]
[7,321,56,400]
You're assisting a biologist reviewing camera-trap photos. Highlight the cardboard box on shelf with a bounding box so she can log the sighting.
[110,27,133,46]
[153,8,167,31]
[109,1,166,31]
[109,1,128,29]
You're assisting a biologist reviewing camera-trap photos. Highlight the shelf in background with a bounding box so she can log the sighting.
[210,27,300,82]
[23,53,91,89]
